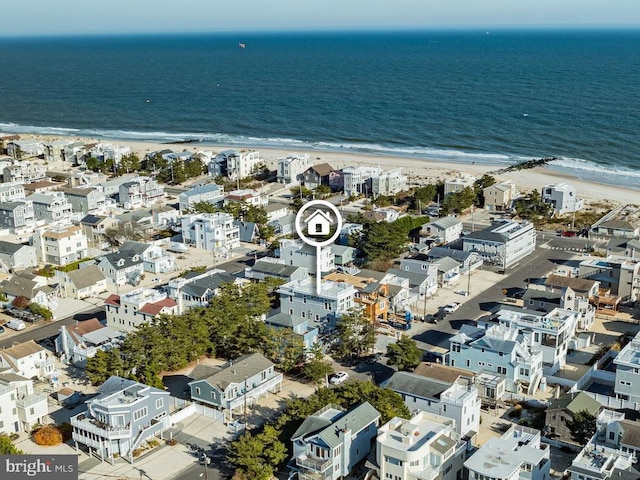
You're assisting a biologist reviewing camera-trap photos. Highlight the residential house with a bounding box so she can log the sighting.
[226,150,262,179]
[224,189,265,207]
[0,371,48,433]
[188,353,283,422]
[465,425,551,480]
[244,260,309,283]
[302,163,335,189]
[607,238,640,259]
[567,409,637,480]
[0,240,37,271]
[342,166,382,197]
[235,221,261,243]
[118,241,176,275]
[96,250,145,286]
[3,161,46,183]
[545,392,602,443]
[355,282,391,323]
[0,200,35,233]
[71,376,170,462]
[0,134,20,153]
[277,153,311,184]
[0,183,26,203]
[462,220,536,268]
[542,274,599,330]
[180,212,240,254]
[444,174,476,196]
[55,319,124,367]
[447,324,544,395]
[89,144,132,164]
[32,224,88,266]
[592,215,640,239]
[370,168,408,197]
[279,238,335,275]
[385,267,438,300]
[289,402,380,480]
[68,171,108,188]
[594,410,640,465]
[118,176,164,209]
[264,311,319,352]
[56,264,108,299]
[384,371,480,438]
[482,307,580,374]
[269,213,297,237]
[542,182,584,216]
[0,340,55,380]
[420,217,464,245]
[178,184,225,212]
[0,271,58,311]
[80,214,119,250]
[329,169,344,192]
[331,245,357,267]
[426,247,483,274]
[23,180,62,195]
[44,139,73,163]
[401,256,461,287]
[483,181,518,212]
[6,140,44,159]
[579,256,640,303]
[277,278,357,327]
[99,175,138,198]
[264,203,291,222]
[370,411,466,480]
[613,331,640,402]
[105,289,178,332]
[338,223,364,246]
[166,269,239,313]
[63,142,91,165]
[29,191,74,223]
[59,187,106,214]
[366,207,401,223]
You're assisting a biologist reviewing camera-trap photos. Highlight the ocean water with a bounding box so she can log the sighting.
[0,29,639,188]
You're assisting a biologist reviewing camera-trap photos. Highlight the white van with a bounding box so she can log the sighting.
[6,319,26,331]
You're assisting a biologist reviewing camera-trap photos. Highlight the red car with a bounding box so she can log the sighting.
[561,231,576,237]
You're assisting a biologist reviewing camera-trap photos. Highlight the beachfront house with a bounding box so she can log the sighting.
[302,163,335,189]
[483,181,518,212]
[277,153,311,184]
[289,402,380,480]
[71,376,171,463]
[188,353,283,422]
[462,219,536,268]
[370,411,467,480]
[342,166,382,198]
[542,182,584,216]
[444,174,476,196]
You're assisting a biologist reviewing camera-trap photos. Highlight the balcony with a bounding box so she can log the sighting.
[415,465,439,480]
[71,414,132,440]
[296,455,332,473]
[16,393,47,409]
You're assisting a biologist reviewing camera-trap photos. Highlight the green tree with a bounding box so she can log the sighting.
[358,221,406,260]
[386,336,422,371]
[188,201,220,214]
[373,195,394,207]
[227,428,285,480]
[412,184,438,211]
[567,410,597,445]
[262,327,304,373]
[86,349,110,385]
[335,308,376,359]
[290,186,313,199]
[28,303,53,320]
[314,184,332,198]
[117,153,141,174]
[302,343,334,385]
[0,435,23,454]
[473,174,496,207]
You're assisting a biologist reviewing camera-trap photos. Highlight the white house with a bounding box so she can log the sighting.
[342,166,383,198]
[384,371,480,439]
[371,411,467,480]
[420,217,463,245]
[0,240,37,271]
[290,402,380,480]
[370,168,408,197]
[444,174,476,196]
[55,318,124,367]
[56,264,108,299]
[484,181,518,212]
[0,340,55,380]
[0,371,48,433]
[0,183,26,203]
[224,189,266,207]
[462,220,536,268]
[32,224,89,266]
[465,425,551,480]
[277,153,310,184]
[613,331,640,402]
[542,183,584,216]
[180,212,240,254]
[105,288,179,332]
[178,184,225,212]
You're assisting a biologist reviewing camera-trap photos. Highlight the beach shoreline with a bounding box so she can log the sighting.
[12,133,640,206]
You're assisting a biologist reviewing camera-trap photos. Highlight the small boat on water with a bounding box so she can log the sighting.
[238,42,246,49]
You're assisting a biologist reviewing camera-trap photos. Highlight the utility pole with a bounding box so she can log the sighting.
[243,376,248,427]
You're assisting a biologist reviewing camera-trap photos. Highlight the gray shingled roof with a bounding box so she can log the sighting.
[66,265,106,290]
[180,272,235,298]
[0,241,27,255]
[385,371,450,400]
[251,260,301,277]
[190,353,274,391]
[430,217,462,230]
[265,311,306,328]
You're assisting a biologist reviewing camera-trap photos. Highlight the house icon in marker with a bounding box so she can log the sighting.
[304,209,333,236]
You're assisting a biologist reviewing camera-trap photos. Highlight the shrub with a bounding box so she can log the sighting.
[166,438,178,446]
[12,296,30,309]
[58,422,73,442]
[33,425,63,446]
[132,448,143,458]
[147,439,159,448]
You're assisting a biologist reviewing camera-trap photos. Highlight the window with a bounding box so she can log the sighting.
[451,343,460,353]
[195,387,201,395]
[133,406,148,421]
[385,456,403,466]
[497,366,507,374]
[156,398,163,409]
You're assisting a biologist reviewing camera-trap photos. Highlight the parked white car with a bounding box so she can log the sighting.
[330,371,349,385]
[443,302,461,313]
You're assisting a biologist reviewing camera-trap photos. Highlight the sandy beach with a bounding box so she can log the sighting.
[16,134,640,206]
